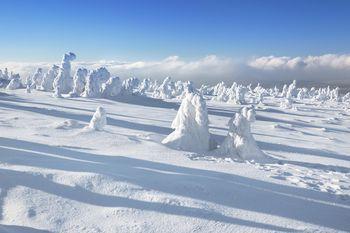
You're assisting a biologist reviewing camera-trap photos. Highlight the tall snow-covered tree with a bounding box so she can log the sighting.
[162,93,211,152]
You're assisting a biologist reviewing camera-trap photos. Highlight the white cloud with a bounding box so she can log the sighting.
[248,54,350,70]
[1,53,350,85]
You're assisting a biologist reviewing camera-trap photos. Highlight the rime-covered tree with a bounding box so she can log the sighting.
[89,106,107,131]
[162,93,211,152]
[53,52,76,95]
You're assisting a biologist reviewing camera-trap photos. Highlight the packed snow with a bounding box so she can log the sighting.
[0,53,350,233]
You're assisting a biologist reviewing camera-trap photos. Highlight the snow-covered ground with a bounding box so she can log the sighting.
[0,89,350,232]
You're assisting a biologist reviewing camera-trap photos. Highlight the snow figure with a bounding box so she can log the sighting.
[82,67,110,98]
[39,65,59,91]
[30,68,44,89]
[68,68,88,97]
[214,107,266,161]
[101,76,122,97]
[121,77,140,95]
[162,93,211,152]
[53,52,76,95]
[6,74,22,90]
[88,106,107,131]
[153,77,173,99]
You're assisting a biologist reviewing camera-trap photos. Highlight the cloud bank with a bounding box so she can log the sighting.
[1,54,349,85]
[248,54,350,70]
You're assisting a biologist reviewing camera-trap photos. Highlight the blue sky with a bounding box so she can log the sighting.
[0,0,349,62]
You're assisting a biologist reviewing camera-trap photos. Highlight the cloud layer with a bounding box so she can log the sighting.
[248,54,350,70]
[1,54,349,85]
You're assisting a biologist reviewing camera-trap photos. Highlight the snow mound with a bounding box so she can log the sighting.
[54,119,84,130]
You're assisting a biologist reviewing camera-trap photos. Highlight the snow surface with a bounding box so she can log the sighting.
[0,89,350,233]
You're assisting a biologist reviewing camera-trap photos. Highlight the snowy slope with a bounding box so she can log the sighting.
[0,90,349,233]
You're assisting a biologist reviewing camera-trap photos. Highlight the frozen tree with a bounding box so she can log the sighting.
[53,52,76,95]
[101,76,122,97]
[213,107,266,161]
[280,92,293,109]
[178,81,195,99]
[297,88,308,100]
[330,87,340,102]
[213,82,226,96]
[39,65,59,91]
[281,84,288,97]
[30,68,44,89]
[88,106,107,131]
[235,86,247,104]
[153,77,173,99]
[137,78,151,95]
[6,74,22,90]
[82,67,110,98]
[69,68,88,97]
[162,93,211,152]
[122,77,140,95]
[287,80,297,97]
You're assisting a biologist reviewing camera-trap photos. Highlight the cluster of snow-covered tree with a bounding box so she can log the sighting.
[2,52,350,107]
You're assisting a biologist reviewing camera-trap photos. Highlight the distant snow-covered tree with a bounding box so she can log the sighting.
[101,76,122,98]
[53,52,76,95]
[6,74,22,90]
[69,68,88,97]
[39,65,59,91]
[82,67,110,98]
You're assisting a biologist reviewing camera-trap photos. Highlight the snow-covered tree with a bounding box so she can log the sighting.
[153,77,173,99]
[69,68,88,97]
[82,67,110,98]
[6,74,22,90]
[162,93,211,152]
[234,86,248,104]
[30,68,44,89]
[88,106,107,131]
[213,107,266,161]
[53,52,76,95]
[122,77,140,95]
[101,76,122,98]
[39,65,59,91]
[137,78,151,95]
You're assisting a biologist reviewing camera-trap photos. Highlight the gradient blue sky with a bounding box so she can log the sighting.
[0,0,349,62]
